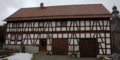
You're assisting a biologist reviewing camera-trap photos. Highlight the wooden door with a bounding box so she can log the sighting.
[52,39,68,55]
[39,39,47,51]
[80,39,96,57]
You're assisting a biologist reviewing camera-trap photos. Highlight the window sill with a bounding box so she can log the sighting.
[11,40,15,41]
[17,40,22,41]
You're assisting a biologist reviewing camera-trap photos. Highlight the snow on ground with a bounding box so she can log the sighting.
[1,53,33,60]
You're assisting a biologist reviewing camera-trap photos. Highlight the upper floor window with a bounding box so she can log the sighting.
[13,23,17,27]
[18,35,22,40]
[19,23,23,27]
[11,35,15,40]
[62,21,66,26]
[56,21,66,27]
[40,22,43,27]
[57,22,61,26]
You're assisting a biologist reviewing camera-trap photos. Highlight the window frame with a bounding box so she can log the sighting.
[56,21,61,27]
[56,21,67,27]
[17,34,22,41]
[13,23,17,28]
[39,22,44,27]
[11,34,16,41]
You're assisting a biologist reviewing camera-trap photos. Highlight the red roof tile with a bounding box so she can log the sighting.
[4,4,112,21]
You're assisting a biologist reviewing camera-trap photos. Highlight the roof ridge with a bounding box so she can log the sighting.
[21,4,103,9]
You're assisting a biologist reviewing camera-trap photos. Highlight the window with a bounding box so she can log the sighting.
[13,23,17,27]
[57,22,60,26]
[18,35,22,40]
[11,35,15,40]
[19,23,23,27]
[40,22,43,27]
[41,40,46,46]
[56,21,66,26]
[62,21,66,26]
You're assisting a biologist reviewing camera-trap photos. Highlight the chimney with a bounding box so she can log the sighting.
[40,3,44,8]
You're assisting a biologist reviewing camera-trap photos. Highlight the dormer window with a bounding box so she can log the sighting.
[19,23,23,27]
[40,22,43,27]
[13,23,17,27]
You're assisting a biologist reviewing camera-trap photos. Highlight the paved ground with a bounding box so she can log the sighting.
[34,52,98,60]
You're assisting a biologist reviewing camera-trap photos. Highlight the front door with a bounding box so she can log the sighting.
[39,39,47,51]
[80,39,97,57]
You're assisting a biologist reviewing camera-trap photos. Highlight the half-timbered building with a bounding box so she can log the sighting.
[3,3,112,58]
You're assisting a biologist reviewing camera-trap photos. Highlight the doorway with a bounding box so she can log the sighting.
[79,39,97,57]
[39,39,47,51]
[52,39,68,55]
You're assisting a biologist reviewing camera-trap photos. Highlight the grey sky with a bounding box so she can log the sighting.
[0,0,120,25]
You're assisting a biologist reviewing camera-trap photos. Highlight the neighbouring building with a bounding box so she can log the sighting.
[111,5,120,53]
[3,3,112,58]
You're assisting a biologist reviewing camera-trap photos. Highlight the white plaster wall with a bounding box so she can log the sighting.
[106,38,110,44]
[58,34,62,38]
[47,45,52,51]
[107,49,111,54]
[74,27,78,31]
[52,21,55,27]
[69,46,73,51]
[81,21,84,26]
[104,20,107,25]
[62,27,66,31]
[67,21,71,26]
[106,33,110,37]
[34,22,38,27]
[86,21,89,26]
[10,23,12,27]
[101,43,105,48]
[86,33,90,38]
[53,34,57,38]
[63,34,67,38]
[81,33,85,38]
[56,27,60,31]
[106,45,110,48]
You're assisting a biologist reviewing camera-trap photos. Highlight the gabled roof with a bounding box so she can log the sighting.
[4,4,112,21]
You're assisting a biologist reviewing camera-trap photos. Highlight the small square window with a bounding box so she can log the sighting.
[13,23,17,27]
[57,22,60,26]
[40,22,43,27]
[18,35,22,40]
[19,23,23,27]
[62,21,66,26]
[11,35,15,40]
